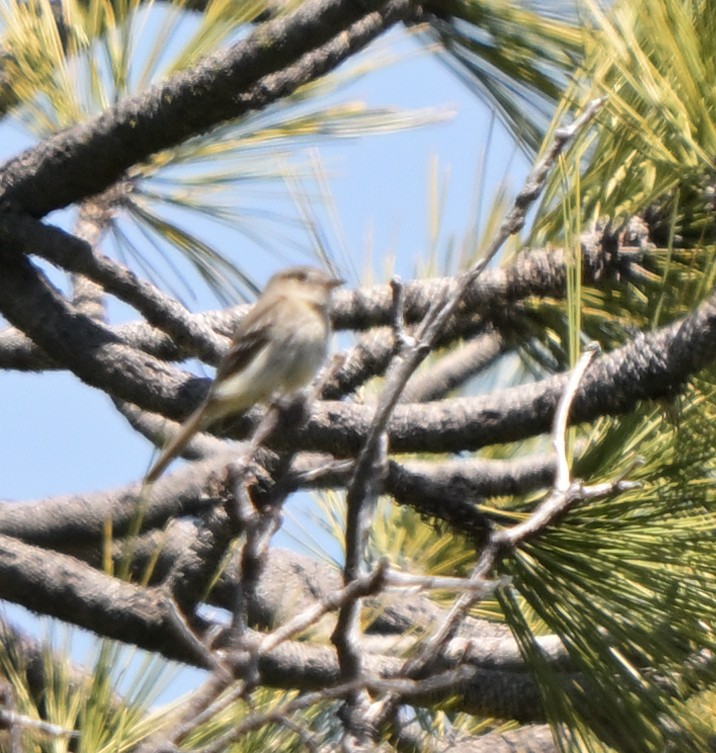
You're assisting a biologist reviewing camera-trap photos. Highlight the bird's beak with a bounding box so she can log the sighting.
[327,276,344,289]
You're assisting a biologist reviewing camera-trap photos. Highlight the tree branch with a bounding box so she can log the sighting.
[0,0,416,218]
[298,290,716,455]
[0,214,228,363]
[0,533,553,721]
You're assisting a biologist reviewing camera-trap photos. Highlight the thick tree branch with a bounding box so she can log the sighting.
[329,231,637,331]
[0,0,416,218]
[0,454,232,547]
[0,317,207,372]
[0,327,55,371]
[0,453,554,556]
[0,249,206,418]
[0,533,208,664]
[297,290,716,455]
[0,533,552,721]
[0,234,637,379]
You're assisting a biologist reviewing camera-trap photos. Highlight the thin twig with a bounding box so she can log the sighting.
[0,709,78,742]
[332,431,388,744]
[260,561,389,654]
[163,595,228,675]
[493,473,641,551]
[491,347,641,550]
[343,100,606,735]
[137,672,239,753]
[227,466,262,641]
[552,344,599,490]
[383,569,507,596]
[192,664,491,753]
[389,276,414,350]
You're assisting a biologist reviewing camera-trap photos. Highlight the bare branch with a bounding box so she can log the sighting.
[552,344,598,491]
[489,345,632,550]
[0,533,209,665]
[383,569,505,596]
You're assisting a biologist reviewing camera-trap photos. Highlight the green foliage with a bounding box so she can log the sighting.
[537,0,716,242]
[177,688,344,753]
[424,0,583,152]
[495,5,716,743]
[494,375,716,751]
[0,626,181,752]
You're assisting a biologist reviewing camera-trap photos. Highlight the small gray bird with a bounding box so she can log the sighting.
[145,266,342,483]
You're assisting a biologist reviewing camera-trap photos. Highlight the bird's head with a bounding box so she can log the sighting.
[265,265,344,305]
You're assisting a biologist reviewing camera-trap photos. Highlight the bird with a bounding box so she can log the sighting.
[145,265,343,483]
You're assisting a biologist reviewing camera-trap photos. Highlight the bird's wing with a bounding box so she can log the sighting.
[213,296,284,384]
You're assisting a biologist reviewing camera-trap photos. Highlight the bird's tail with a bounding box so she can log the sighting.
[145,403,208,484]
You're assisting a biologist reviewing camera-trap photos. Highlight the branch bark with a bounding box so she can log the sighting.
[0,0,416,218]
[0,533,552,721]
